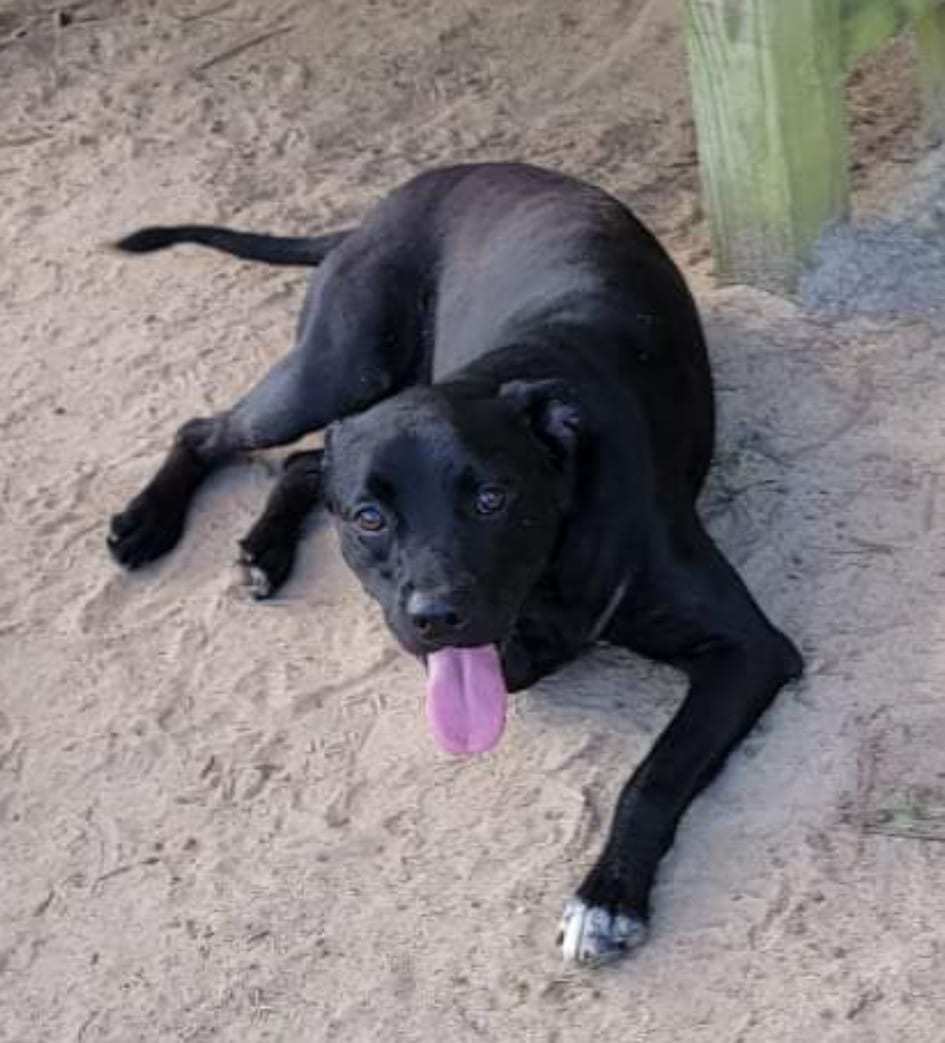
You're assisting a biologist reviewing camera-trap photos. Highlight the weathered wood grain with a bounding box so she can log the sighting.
[685,0,849,292]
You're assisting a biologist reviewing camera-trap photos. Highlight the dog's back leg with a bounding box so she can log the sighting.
[107,337,404,568]
[108,254,417,568]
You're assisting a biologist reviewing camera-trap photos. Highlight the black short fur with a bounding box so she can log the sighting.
[107,163,802,964]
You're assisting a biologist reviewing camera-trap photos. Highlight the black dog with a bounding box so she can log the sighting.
[108,163,802,964]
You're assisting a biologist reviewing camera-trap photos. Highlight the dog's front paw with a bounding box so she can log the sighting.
[108,492,185,568]
[557,897,647,965]
[237,536,295,600]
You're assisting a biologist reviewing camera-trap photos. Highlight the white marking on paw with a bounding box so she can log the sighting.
[557,898,647,965]
[239,558,273,600]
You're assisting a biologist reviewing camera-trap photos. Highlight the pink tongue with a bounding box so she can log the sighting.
[425,644,507,756]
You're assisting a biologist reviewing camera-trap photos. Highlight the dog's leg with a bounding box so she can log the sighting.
[238,449,324,598]
[107,340,390,568]
[108,352,314,568]
[558,527,802,965]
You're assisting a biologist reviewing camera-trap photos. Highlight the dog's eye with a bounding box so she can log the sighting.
[353,505,386,533]
[475,485,506,515]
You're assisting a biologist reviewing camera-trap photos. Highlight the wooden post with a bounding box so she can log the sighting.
[916,3,945,143]
[685,0,850,294]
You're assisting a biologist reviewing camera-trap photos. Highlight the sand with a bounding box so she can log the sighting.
[1,2,943,1040]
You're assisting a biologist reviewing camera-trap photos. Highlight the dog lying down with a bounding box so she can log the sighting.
[108,162,802,965]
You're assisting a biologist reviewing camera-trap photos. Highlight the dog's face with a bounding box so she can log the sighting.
[322,383,579,657]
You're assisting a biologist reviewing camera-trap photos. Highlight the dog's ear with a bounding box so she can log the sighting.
[498,379,581,464]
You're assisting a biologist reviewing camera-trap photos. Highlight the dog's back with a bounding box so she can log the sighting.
[375,163,714,495]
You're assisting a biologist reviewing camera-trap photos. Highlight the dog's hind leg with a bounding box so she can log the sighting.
[237,449,325,598]
[107,329,397,569]
[558,522,803,964]
[108,233,421,570]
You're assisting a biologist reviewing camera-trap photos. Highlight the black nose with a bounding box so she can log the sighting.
[406,590,466,641]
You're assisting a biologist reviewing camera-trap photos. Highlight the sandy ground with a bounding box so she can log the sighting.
[2,1,944,1040]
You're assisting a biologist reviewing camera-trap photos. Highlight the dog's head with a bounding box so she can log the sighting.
[322,381,580,755]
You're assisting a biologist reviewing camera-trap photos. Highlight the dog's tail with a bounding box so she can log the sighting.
[112,225,353,266]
